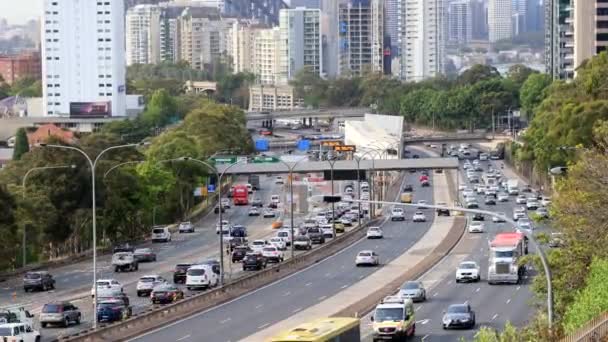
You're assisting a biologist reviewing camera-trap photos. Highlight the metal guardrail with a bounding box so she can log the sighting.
[562,312,608,342]
[403,133,489,142]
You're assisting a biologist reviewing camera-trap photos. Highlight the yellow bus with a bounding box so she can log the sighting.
[270,317,360,342]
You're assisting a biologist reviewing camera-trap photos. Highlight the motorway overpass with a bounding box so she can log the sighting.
[246,107,369,122]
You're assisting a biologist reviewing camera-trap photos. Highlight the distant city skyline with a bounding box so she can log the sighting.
[0,0,41,25]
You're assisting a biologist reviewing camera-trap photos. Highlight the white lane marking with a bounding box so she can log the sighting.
[464,301,468,305]
[422,335,429,341]
[318,295,327,301]
[516,286,521,291]
[292,307,303,313]
[492,314,498,321]
[255,304,263,309]
[475,287,480,292]
[282,291,291,296]
[415,305,423,312]
[506,299,511,304]
[176,335,191,341]
[416,319,430,325]
[340,284,349,289]
[258,323,270,330]
[433,292,438,297]
[220,318,231,324]
[304,282,312,287]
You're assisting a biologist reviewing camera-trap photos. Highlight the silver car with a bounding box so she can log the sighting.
[355,250,379,266]
[40,302,81,328]
[398,281,426,302]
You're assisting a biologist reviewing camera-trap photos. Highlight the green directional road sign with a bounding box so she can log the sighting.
[253,156,280,163]
[211,156,237,165]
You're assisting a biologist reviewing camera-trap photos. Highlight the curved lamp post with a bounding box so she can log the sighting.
[22,164,77,267]
[39,142,148,329]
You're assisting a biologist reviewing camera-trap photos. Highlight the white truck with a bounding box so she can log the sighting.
[0,307,39,342]
[487,232,528,285]
[507,179,519,195]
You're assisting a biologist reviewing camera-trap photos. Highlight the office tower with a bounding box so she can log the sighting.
[385,0,403,56]
[545,0,573,79]
[185,0,288,25]
[320,0,340,77]
[279,8,323,81]
[42,0,126,117]
[401,0,446,81]
[512,0,527,34]
[126,5,161,65]
[471,0,489,40]
[573,0,608,70]
[449,0,473,45]
[526,0,543,32]
[253,27,282,84]
[488,0,513,42]
[338,0,384,76]
[229,20,268,74]
[288,0,321,8]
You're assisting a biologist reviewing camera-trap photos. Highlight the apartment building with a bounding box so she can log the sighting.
[126,4,161,65]
[545,0,574,79]
[279,8,323,81]
[42,0,126,117]
[573,0,608,71]
[489,0,513,42]
[0,52,41,85]
[253,27,283,85]
[448,0,473,45]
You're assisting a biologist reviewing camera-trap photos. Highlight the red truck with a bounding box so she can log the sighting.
[419,175,430,187]
[232,185,249,205]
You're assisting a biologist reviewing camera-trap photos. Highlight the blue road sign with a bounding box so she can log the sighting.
[207,184,216,193]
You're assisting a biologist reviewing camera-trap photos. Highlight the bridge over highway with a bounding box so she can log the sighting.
[246,107,369,122]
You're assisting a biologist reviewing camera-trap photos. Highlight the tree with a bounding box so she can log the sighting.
[9,78,42,97]
[520,73,552,119]
[458,64,500,85]
[507,64,538,87]
[12,128,29,160]
[289,67,328,108]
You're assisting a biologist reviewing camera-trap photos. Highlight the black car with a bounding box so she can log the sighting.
[173,263,192,284]
[228,237,248,252]
[242,253,267,271]
[412,154,420,159]
[442,304,476,329]
[436,204,450,216]
[214,206,226,214]
[472,213,484,221]
[307,228,326,244]
[23,271,55,292]
[232,246,252,263]
[402,184,413,192]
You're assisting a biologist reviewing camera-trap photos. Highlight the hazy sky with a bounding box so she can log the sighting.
[1,0,41,25]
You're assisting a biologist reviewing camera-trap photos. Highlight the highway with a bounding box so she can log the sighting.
[129,166,435,341]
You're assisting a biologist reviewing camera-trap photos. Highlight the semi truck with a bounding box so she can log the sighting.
[487,232,528,284]
[248,175,260,191]
[232,185,249,205]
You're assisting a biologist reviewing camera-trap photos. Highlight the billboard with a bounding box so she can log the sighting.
[69,101,111,118]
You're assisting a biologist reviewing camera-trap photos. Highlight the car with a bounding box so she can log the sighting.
[472,213,484,221]
[320,224,335,238]
[402,184,413,192]
[0,322,40,341]
[39,302,81,328]
[231,245,252,263]
[366,226,383,239]
[355,250,379,266]
[513,207,527,221]
[536,207,549,218]
[475,185,486,195]
[173,263,192,284]
[251,239,268,253]
[518,218,533,231]
[269,237,287,250]
[516,194,528,204]
[275,176,284,184]
[462,188,475,198]
[484,196,496,205]
[436,202,450,216]
[492,212,507,223]
[398,281,426,302]
[214,205,226,214]
[412,154,420,159]
[220,198,231,209]
[186,264,219,290]
[442,304,476,329]
[96,298,132,323]
[151,284,184,305]
[276,229,293,246]
[91,279,123,298]
[133,248,157,262]
[307,227,326,244]
[468,221,484,233]
[178,221,195,233]
[215,220,230,234]
[390,207,406,221]
[455,261,480,282]
[248,207,261,216]
[540,196,552,207]
[263,209,277,218]
[417,200,429,209]
[370,296,416,341]
[111,252,138,272]
[112,243,134,254]
[23,271,55,292]
[251,197,263,207]
[242,253,267,271]
[526,199,540,210]
[412,211,427,222]
[339,217,353,226]
[151,226,171,243]
[293,235,312,250]
[497,192,509,202]
[465,199,479,209]
[262,246,284,263]
[479,153,489,161]
[136,275,167,297]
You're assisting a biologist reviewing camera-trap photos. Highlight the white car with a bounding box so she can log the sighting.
[340,217,353,226]
[513,207,527,221]
[518,218,533,230]
[248,207,261,216]
[492,212,507,223]
[220,198,231,209]
[355,250,379,266]
[455,261,481,282]
[479,153,489,161]
[251,239,267,253]
[263,209,276,218]
[417,200,429,209]
[136,275,166,297]
[366,226,383,239]
[390,208,405,221]
[186,264,218,290]
[526,200,540,210]
[412,211,426,222]
[276,229,292,246]
[475,185,486,195]
[178,221,194,233]
[497,192,509,202]
[516,195,527,204]
[462,189,475,198]
[91,279,122,298]
[540,197,552,207]
[151,226,171,243]
[275,176,284,184]
[262,246,284,263]
[269,237,287,250]
[468,221,484,233]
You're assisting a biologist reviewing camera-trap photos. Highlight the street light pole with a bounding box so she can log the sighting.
[327,158,338,238]
[40,142,146,329]
[21,164,76,267]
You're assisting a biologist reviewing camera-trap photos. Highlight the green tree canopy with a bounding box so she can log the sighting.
[520,73,552,119]
[12,128,29,160]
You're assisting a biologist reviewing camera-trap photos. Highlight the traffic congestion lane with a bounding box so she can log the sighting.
[129,170,434,342]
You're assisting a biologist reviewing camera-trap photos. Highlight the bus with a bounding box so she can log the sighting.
[232,185,249,205]
[270,317,360,342]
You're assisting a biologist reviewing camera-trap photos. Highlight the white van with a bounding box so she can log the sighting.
[276,230,292,246]
[0,323,40,342]
[186,264,218,290]
[151,226,171,243]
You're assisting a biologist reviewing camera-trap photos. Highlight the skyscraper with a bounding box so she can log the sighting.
[401,0,446,81]
[545,0,573,79]
[126,5,161,65]
[573,0,608,70]
[488,0,513,42]
[471,0,488,40]
[384,0,403,55]
[42,0,126,117]
[448,0,473,45]
[279,8,323,81]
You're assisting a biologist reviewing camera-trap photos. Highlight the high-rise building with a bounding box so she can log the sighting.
[526,0,543,32]
[448,0,473,45]
[287,0,321,8]
[229,20,268,74]
[338,0,384,76]
[126,5,161,65]
[512,0,527,34]
[545,0,573,79]
[183,0,288,25]
[573,0,608,71]
[401,0,446,81]
[385,0,403,56]
[42,0,126,117]
[471,0,489,40]
[253,27,283,84]
[0,52,41,85]
[279,8,323,81]
[320,0,340,77]
[488,0,513,42]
